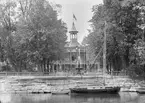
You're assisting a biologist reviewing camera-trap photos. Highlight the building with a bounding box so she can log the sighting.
[64,22,86,69]
[52,21,100,74]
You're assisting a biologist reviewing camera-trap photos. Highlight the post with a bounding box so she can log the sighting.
[76,46,78,68]
[143,27,145,41]
[85,45,86,70]
[103,21,107,85]
[78,46,81,67]
[70,49,72,74]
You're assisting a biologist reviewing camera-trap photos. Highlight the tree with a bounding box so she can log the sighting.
[0,0,17,71]
[0,0,67,72]
[84,0,145,73]
[14,0,67,72]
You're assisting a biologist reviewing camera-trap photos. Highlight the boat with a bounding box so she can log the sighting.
[51,80,70,95]
[70,86,120,94]
[69,21,121,94]
[70,81,120,94]
[51,89,70,95]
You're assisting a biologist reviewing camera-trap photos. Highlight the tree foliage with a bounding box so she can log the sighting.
[0,0,67,72]
[84,0,145,75]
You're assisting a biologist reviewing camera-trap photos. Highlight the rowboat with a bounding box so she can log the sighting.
[51,89,70,95]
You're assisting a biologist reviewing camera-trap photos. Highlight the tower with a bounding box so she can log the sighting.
[69,22,79,47]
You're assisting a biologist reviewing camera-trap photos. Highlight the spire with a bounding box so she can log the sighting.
[69,22,78,34]
[68,14,80,47]
[71,22,77,31]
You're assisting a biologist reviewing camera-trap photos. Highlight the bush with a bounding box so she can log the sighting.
[1,65,12,71]
[127,64,145,78]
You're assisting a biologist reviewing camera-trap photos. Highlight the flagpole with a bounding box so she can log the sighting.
[72,13,74,23]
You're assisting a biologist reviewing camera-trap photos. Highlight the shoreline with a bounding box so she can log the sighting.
[0,74,129,80]
[0,75,143,94]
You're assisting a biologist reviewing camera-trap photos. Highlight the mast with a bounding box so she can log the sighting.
[103,21,107,85]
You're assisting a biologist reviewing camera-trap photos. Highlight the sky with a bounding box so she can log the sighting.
[49,0,103,43]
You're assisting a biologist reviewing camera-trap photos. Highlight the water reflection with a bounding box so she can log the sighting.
[11,94,52,103]
[0,94,11,103]
[119,92,139,103]
[0,92,145,103]
[70,93,120,103]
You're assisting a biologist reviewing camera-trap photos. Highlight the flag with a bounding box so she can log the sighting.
[73,14,77,21]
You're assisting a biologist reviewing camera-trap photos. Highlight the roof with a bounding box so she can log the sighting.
[69,22,78,34]
[65,41,80,48]
[71,22,77,31]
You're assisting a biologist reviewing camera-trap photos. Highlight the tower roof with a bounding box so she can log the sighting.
[69,22,78,34]
[71,22,77,31]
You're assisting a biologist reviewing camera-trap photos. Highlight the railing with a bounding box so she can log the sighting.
[108,71,129,76]
[0,72,75,77]
[0,72,48,76]
[0,71,129,77]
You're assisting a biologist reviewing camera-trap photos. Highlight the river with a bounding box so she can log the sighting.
[0,92,145,103]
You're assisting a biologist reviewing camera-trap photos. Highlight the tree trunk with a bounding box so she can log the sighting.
[47,59,49,73]
[40,61,43,72]
[43,58,45,72]
[125,47,130,68]
[20,60,22,72]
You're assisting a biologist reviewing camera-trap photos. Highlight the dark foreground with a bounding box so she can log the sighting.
[0,92,145,103]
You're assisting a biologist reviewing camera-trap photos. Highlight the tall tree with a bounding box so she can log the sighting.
[16,0,67,72]
[0,0,17,71]
[84,0,145,73]
[0,0,67,72]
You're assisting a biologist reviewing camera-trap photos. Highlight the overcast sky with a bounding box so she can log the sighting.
[49,0,103,43]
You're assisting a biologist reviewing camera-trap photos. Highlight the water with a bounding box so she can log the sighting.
[0,92,145,103]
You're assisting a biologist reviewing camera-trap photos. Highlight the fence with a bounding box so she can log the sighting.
[0,72,48,76]
[0,71,129,77]
[108,71,129,76]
